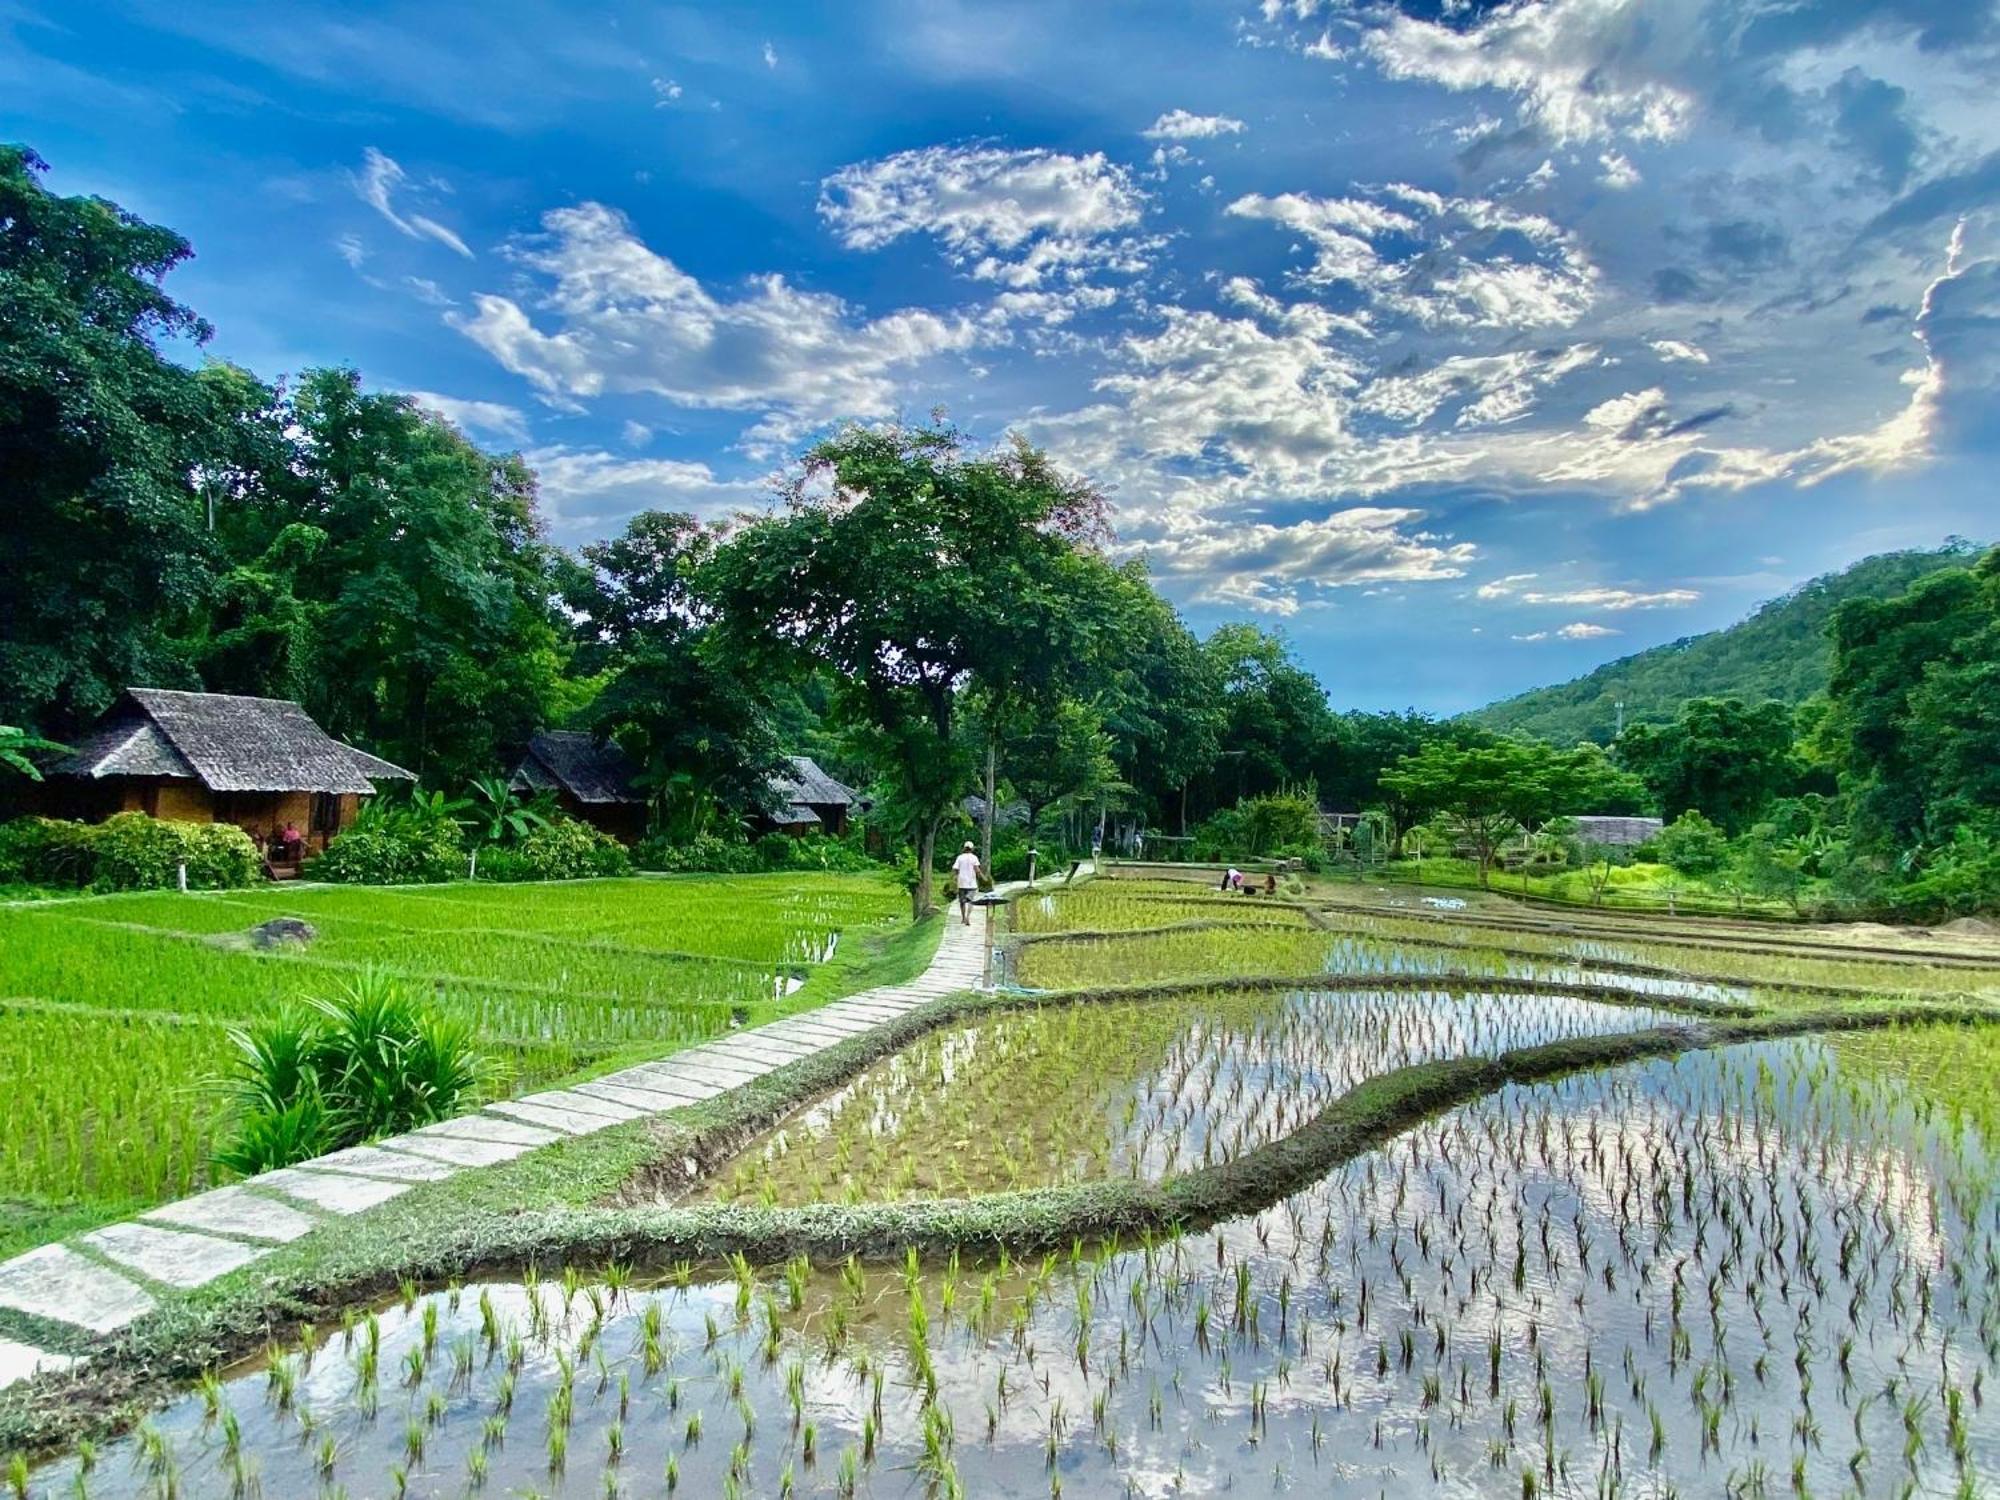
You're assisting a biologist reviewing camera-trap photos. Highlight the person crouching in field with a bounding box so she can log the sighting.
[951,841,986,926]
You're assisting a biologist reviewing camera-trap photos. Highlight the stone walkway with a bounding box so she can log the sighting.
[0,895,1025,1391]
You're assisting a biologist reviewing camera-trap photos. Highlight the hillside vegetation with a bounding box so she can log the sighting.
[1470,543,1980,743]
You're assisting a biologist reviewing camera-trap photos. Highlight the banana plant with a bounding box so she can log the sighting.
[0,725,66,781]
[463,776,550,846]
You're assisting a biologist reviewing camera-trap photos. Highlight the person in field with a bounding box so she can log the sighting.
[951,841,985,925]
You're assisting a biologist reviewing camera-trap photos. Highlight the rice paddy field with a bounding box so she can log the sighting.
[0,875,907,1256]
[16,872,2000,1498]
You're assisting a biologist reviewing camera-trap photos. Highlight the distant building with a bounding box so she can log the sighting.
[764,756,867,837]
[509,730,648,842]
[508,739,867,843]
[35,687,413,861]
[1567,814,1664,847]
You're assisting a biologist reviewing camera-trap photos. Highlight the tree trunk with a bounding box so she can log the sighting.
[913,816,939,921]
[1179,782,1188,836]
[981,738,997,867]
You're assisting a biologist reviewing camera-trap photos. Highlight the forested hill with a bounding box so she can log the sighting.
[1468,543,1981,744]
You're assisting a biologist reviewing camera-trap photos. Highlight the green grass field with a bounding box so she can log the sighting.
[0,874,911,1257]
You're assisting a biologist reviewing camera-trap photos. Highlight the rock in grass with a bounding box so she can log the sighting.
[249,917,317,949]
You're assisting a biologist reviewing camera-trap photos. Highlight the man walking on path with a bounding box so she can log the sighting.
[951,840,984,925]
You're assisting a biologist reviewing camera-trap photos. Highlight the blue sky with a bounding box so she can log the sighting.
[6,0,1997,713]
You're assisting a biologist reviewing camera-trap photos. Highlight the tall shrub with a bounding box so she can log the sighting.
[214,971,490,1175]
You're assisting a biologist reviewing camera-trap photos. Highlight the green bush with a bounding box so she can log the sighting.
[1270,840,1327,873]
[635,831,764,874]
[1191,789,1325,862]
[1655,810,1730,877]
[635,829,878,875]
[214,970,491,1175]
[0,816,99,886]
[494,817,631,880]
[0,813,260,890]
[309,819,465,884]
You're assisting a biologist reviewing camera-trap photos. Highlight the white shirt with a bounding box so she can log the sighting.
[951,852,982,889]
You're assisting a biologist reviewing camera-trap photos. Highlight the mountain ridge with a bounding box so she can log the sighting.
[1466,541,1983,744]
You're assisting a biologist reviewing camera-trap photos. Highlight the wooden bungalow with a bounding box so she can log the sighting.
[37,688,414,871]
[763,756,867,837]
[509,730,648,842]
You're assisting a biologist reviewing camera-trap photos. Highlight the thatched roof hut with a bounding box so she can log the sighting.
[765,755,866,835]
[37,688,413,860]
[509,730,646,841]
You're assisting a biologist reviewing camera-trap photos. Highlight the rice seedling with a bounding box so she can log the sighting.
[30,883,2000,1500]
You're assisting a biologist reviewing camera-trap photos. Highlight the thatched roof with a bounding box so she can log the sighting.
[770,756,863,810]
[511,731,643,805]
[50,689,414,793]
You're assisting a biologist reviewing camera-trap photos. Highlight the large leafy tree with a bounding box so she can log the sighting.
[0,146,270,731]
[710,422,1110,917]
[1826,553,1998,851]
[1002,696,1125,852]
[253,369,566,782]
[1319,710,1484,855]
[1100,580,1223,834]
[1615,696,1800,834]
[1382,738,1636,886]
[1900,550,2000,835]
[1198,625,1333,815]
[565,510,783,834]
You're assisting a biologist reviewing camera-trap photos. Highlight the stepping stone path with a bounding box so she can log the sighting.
[0,876,1062,1390]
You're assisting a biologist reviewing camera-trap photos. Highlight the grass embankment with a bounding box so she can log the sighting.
[0,874,913,1258]
[1363,856,1800,917]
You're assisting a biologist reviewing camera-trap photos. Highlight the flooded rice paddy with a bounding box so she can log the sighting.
[705,987,1684,1204]
[18,878,1999,1498]
[31,1036,1997,1498]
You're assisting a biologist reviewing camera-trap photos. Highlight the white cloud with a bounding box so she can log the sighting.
[1358,0,1695,145]
[1514,621,1619,641]
[761,40,778,69]
[1597,150,1641,188]
[1227,186,1599,329]
[1358,345,1597,429]
[1519,586,1700,609]
[404,390,528,442]
[1476,573,1539,599]
[334,233,366,269]
[819,145,1150,284]
[525,446,770,536]
[650,77,682,104]
[353,147,473,259]
[451,202,978,436]
[1131,507,1476,616]
[1142,109,1247,140]
[1648,338,1709,364]
[620,420,653,448]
